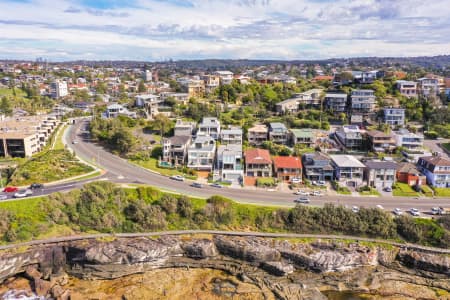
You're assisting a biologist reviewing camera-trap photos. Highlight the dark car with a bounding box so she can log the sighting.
[29,183,44,189]
[191,182,203,188]
[210,183,223,188]
[3,186,18,193]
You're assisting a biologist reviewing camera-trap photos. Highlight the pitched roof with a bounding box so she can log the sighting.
[273,156,302,169]
[419,156,450,169]
[397,162,421,174]
[245,148,272,164]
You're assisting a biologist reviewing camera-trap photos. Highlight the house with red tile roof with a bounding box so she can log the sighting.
[244,148,272,177]
[273,156,302,182]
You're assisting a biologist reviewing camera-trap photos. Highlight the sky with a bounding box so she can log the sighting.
[0,0,449,61]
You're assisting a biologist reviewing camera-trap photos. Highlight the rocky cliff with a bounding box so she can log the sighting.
[0,235,449,299]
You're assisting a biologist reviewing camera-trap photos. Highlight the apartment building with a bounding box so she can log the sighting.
[269,122,289,145]
[383,108,405,127]
[335,125,365,151]
[244,148,272,178]
[364,160,397,189]
[417,156,450,188]
[248,124,268,146]
[187,135,216,171]
[214,71,234,85]
[198,117,221,140]
[50,80,68,99]
[418,77,440,97]
[350,89,376,118]
[396,80,417,98]
[220,127,243,145]
[330,155,365,187]
[325,92,348,114]
[217,144,243,183]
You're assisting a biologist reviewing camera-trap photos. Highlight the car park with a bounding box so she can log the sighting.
[29,183,44,189]
[3,186,18,193]
[14,189,33,198]
[191,182,203,188]
[169,175,184,181]
[410,208,420,216]
[294,197,310,204]
[392,208,403,216]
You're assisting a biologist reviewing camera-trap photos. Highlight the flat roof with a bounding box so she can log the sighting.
[330,155,365,168]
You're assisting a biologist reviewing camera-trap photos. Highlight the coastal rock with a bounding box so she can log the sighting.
[397,249,450,276]
[213,236,281,262]
[181,239,218,259]
[260,261,294,276]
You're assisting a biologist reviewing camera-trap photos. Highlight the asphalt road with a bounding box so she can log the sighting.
[61,119,450,213]
[423,138,450,159]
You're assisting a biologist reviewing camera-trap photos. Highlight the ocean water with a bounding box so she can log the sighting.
[1,291,47,300]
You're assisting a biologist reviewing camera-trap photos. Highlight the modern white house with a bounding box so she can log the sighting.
[104,103,136,118]
[396,80,417,98]
[393,129,423,150]
[214,71,234,85]
[269,122,289,145]
[220,127,243,145]
[292,89,323,107]
[187,135,216,171]
[383,108,405,127]
[364,160,397,189]
[198,117,221,140]
[174,119,196,137]
[50,80,68,99]
[330,155,365,187]
[418,77,440,97]
[216,144,243,184]
[335,125,364,151]
[325,93,348,114]
[350,89,376,116]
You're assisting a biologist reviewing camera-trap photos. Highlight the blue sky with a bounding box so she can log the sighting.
[0,0,449,61]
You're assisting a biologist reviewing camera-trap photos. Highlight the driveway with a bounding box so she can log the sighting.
[423,138,449,158]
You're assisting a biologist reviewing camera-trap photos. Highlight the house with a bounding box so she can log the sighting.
[366,130,396,153]
[174,119,196,136]
[220,127,243,145]
[325,93,348,115]
[135,94,161,108]
[162,135,191,165]
[335,125,365,151]
[350,89,376,119]
[292,89,323,107]
[276,98,299,114]
[396,80,417,98]
[393,129,423,151]
[198,117,221,139]
[187,80,205,98]
[203,75,220,93]
[216,144,243,184]
[273,156,302,182]
[302,152,334,181]
[50,80,68,98]
[290,128,316,148]
[330,155,365,187]
[244,148,272,177]
[248,124,268,146]
[187,135,216,171]
[364,160,397,189]
[159,92,189,105]
[105,103,136,118]
[417,156,450,188]
[383,108,405,127]
[396,162,425,187]
[214,71,234,85]
[418,77,440,97]
[269,122,289,145]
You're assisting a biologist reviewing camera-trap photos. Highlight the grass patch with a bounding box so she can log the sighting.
[0,88,26,97]
[53,124,68,150]
[433,188,450,197]
[358,187,381,196]
[393,182,420,197]
[9,149,94,186]
[421,185,434,197]
[130,158,185,177]
[331,181,351,195]
[441,143,450,152]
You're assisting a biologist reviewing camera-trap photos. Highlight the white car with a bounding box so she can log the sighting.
[169,175,184,181]
[0,194,7,200]
[294,197,310,204]
[294,190,309,196]
[310,190,322,196]
[376,204,384,210]
[431,207,443,215]
[392,208,403,216]
[351,206,360,213]
[14,189,33,198]
[291,178,302,184]
[316,180,326,186]
[410,208,420,216]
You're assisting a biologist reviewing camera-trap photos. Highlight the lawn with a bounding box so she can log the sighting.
[130,158,185,177]
[420,185,434,197]
[442,143,450,152]
[0,87,26,97]
[392,182,420,197]
[433,188,450,197]
[8,149,94,186]
[359,188,381,196]
[52,124,68,150]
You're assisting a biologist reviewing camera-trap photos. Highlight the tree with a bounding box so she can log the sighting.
[138,80,147,93]
[152,114,172,137]
[0,97,12,116]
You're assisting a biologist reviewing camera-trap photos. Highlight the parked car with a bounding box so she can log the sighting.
[294,190,309,196]
[316,180,326,186]
[14,189,33,198]
[72,140,78,144]
[169,175,184,181]
[392,208,403,216]
[291,177,301,184]
[3,186,18,193]
[210,183,223,188]
[0,194,7,200]
[310,190,322,196]
[384,187,392,192]
[191,182,203,188]
[376,204,384,210]
[351,206,360,213]
[294,197,310,204]
[29,183,44,189]
[431,207,443,215]
[409,208,420,216]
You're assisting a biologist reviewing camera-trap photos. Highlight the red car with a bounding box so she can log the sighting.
[3,186,18,193]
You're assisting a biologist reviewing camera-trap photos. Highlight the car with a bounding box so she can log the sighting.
[311,180,318,185]
[29,183,44,189]
[291,177,301,184]
[351,206,360,213]
[410,208,420,216]
[3,186,18,193]
[392,208,403,216]
[294,197,310,204]
[376,204,384,210]
[0,194,7,200]
[72,140,78,144]
[384,187,392,192]
[14,189,33,198]
[210,183,223,188]
[294,190,309,196]
[431,207,443,215]
[191,182,203,188]
[169,175,184,181]
[310,190,322,196]
[316,180,326,186]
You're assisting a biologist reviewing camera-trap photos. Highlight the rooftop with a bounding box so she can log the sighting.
[245,148,272,164]
[364,160,397,170]
[330,155,365,168]
[290,128,315,138]
[273,156,302,169]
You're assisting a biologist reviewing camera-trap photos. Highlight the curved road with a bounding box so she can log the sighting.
[66,119,450,211]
